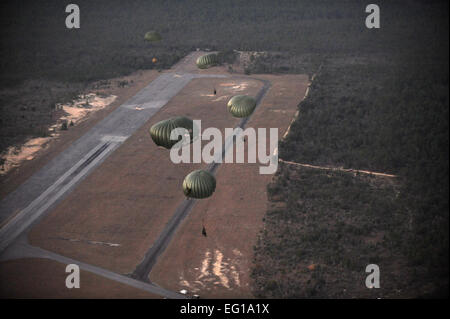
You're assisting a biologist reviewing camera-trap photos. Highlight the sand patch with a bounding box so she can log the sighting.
[0,93,116,176]
[0,137,52,174]
[54,93,117,127]
[198,81,251,103]
[199,250,211,279]
[220,82,249,92]
[178,248,242,294]
[212,250,230,289]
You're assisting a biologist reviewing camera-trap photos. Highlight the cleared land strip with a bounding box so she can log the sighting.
[0,71,227,254]
[27,75,260,277]
[148,74,309,297]
[131,78,271,281]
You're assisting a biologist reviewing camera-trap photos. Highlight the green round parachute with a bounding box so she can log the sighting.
[149,116,195,149]
[227,95,257,118]
[196,53,218,69]
[144,31,162,42]
[183,170,216,199]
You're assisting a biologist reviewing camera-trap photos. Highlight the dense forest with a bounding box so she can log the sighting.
[248,2,448,298]
[0,0,448,297]
[1,0,445,84]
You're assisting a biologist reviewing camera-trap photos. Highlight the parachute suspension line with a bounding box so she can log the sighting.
[185,186,192,199]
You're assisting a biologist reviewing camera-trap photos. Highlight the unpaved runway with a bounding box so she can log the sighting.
[131,78,271,281]
[0,59,225,253]
[148,74,310,297]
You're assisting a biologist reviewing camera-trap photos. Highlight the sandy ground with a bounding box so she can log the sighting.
[0,70,160,200]
[0,258,159,298]
[149,74,309,298]
[28,77,263,276]
[0,94,117,176]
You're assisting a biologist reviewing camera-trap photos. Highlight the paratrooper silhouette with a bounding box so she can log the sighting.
[202,217,207,237]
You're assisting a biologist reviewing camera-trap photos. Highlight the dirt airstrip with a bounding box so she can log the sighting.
[28,76,264,275]
[149,74,309,298]
[1,57,309,297]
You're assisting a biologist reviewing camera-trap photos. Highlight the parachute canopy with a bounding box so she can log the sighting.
[144,31,162,42]
[149,116,195,149]
[183,170,216,199]
[196,53,219,69]
[227,95,257,118]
